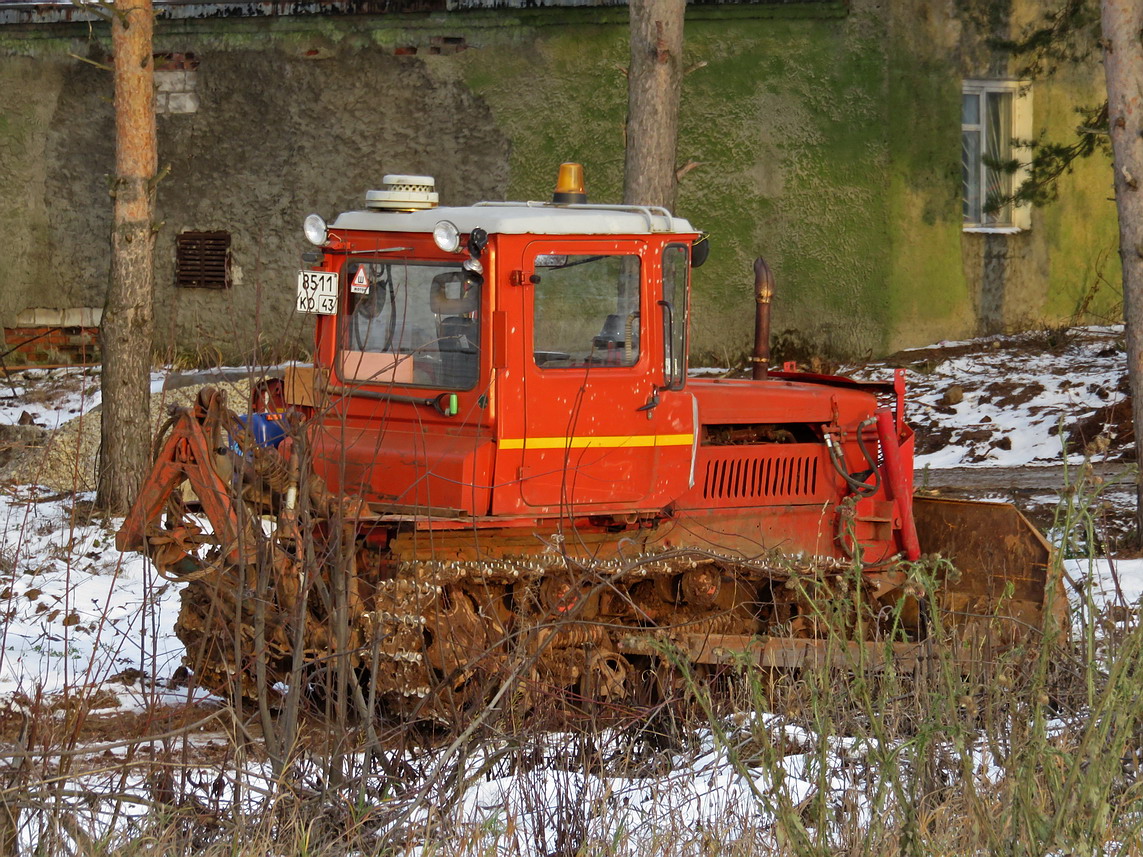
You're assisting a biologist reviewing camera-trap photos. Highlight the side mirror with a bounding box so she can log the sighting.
[691,234,710,268]
[467,228,489,257]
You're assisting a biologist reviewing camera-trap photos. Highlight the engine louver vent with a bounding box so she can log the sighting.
[702,451,820,502]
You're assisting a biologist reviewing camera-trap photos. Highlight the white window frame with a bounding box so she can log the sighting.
[962,79,1033,233]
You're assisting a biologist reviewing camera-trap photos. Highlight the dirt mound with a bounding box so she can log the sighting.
[0,377,256,493]
[1064,399,1134,459]
[854,327,1129,467]
[0,424,49,471]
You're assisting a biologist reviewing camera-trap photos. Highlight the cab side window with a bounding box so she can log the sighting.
[532,253,641,368]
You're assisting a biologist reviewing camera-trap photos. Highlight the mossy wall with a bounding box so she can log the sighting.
[953,0,1119,338]
[884,4,971,349]
[0,0,1118,363]
[1032,66,1120,323]
[0,56,64,325]
[450,2,898,360]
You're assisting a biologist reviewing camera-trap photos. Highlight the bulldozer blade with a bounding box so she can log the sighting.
[913,495,1068,651]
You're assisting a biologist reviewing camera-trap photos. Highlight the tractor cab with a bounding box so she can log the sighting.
[296,166,704,518]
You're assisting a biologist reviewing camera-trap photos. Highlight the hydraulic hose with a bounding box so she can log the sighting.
[825,418,881,498]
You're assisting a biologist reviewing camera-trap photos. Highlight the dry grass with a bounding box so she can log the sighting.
[0,545,1139,857]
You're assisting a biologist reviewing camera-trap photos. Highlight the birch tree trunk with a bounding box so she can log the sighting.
[624,0,685,211]
[1100,0,1143,534]
[97,0,156,513]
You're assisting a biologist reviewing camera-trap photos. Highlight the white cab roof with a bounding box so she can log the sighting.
[330,201,698,236]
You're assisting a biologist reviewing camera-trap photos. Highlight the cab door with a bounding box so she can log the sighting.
[509,239,695,513]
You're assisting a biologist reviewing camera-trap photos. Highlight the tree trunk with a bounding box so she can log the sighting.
[98,0,156,513]
[624,0,685,211]
[1100,0,1143,536]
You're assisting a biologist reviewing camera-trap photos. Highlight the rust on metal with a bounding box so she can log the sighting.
[913,495,1068,642]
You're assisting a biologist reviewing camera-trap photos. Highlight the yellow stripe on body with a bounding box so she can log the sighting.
[499,434,694,450]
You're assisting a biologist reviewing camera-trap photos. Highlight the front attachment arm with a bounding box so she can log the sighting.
[116,387,252,566]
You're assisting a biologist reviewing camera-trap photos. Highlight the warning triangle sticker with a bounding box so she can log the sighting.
[350,267,370,294]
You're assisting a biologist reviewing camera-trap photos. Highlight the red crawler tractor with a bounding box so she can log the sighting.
[117,165,1064,716]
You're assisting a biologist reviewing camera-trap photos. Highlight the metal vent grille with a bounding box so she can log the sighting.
[702,452,820,501]
[176,231,231,289]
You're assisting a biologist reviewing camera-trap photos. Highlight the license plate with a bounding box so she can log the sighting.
[296,270,338,315]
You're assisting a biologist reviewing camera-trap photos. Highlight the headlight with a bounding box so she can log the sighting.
[433,220,461,253]
[303,214,327,246]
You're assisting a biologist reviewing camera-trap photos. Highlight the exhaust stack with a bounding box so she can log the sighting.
[751,257,774,380]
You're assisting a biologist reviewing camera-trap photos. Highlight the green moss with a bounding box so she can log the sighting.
[666,11,898,356]
[881,16,969,347]
[1031,71,1120,323]
[458,22,629,204]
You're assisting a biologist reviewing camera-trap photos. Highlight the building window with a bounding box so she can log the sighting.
[176,231,231,289]
[962,80,1032,231]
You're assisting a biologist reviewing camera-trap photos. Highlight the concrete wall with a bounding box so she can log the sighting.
[0,23,511,363]
[0,0,1118,364]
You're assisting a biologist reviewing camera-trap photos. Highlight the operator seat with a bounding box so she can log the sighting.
[430,271,480,389]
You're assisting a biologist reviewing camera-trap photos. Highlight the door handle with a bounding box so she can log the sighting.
[637,391,660,416]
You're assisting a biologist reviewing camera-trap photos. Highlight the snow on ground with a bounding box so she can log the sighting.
[403,722,826,856]
[1067,555,1143,610]
[0,367,166,429]
[0,486,189,707]
[853,325,1128,469]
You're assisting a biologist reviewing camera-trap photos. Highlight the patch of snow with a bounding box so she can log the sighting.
[0,486,189,707]
[853,326,1127,469]
[0,368,166,428]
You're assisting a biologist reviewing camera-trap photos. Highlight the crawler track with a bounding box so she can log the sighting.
[161,511,920,720]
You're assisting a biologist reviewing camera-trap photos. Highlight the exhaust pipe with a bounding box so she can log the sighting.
[751,257,774,380]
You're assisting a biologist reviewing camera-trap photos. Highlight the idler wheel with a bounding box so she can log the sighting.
[540,576,583,616]
[584,648,632,701]
[680,567,721,608]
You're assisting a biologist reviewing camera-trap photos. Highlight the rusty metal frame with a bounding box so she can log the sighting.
[115,390,250,564]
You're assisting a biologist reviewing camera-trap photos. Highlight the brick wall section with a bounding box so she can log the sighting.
[2,327,101,366]
[154,53,200,115]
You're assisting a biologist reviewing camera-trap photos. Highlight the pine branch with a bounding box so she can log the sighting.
[984,101,1110,214]
[994,0,1101,77]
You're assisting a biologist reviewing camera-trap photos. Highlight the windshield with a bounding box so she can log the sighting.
[339,259,479,391]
